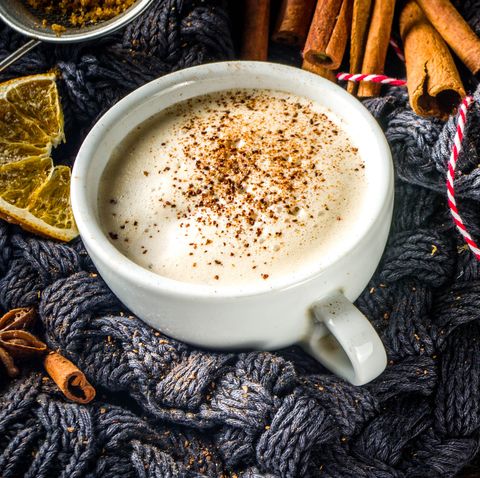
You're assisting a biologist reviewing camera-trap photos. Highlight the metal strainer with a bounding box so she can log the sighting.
[0,0,155,72]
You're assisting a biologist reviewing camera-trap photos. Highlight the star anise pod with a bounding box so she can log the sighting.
[0,307,47,377]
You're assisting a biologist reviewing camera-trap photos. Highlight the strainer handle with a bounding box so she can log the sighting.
[0,39,41,73]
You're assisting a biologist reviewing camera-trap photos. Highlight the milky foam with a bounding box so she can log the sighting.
[98,89,366,286]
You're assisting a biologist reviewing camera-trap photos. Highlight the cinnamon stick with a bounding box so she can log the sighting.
[241,0,270,60]
[272,0,316,46]
[357,0,396,97]
[348,0,373,94]
[302,59,338,83]
[416,0,480,75]
[303,0,352,70]
[43,351,96,404]
[400,1,465,119]
[326,0,353,70]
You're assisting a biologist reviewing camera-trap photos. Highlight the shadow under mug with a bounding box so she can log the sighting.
[72,61,394,386]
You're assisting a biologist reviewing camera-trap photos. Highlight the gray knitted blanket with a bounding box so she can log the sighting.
[2,0,480,477]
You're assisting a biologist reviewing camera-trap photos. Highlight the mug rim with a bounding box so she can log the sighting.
[71,61,393,299]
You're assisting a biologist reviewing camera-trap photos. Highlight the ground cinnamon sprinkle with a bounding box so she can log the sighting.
[177,93,333,238]
[27,0,135,28]
[100,89,366,285]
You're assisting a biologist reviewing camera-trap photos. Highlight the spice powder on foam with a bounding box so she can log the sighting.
[101,89,365,285]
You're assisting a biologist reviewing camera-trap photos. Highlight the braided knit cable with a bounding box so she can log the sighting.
[2,1,480,477]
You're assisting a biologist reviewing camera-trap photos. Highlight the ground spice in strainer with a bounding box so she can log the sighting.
[26,0,135,29]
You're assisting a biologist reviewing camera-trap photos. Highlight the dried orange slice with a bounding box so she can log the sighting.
[0,73,78,241]
[0,141,49,166]
[2,74,64,146]
[0,157,78,241]
[0,156,52,208]
[0,98,50,150]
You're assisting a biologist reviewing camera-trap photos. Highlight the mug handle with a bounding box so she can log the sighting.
[301,292,387,385]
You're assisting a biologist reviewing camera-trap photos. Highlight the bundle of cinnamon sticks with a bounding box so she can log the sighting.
[240,0,480,118]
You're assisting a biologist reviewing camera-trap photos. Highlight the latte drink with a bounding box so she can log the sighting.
[98,89,366,286]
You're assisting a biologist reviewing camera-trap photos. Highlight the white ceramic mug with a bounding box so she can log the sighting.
[72,61,393,385]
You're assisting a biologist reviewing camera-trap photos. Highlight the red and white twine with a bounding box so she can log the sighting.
[336,73,479,260]
[446,96,480,259]
[389,38,405,62]
[336,37,406,86]
[336,73,406,86]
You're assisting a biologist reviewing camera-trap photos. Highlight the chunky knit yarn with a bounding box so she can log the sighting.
[2,1,480,477]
